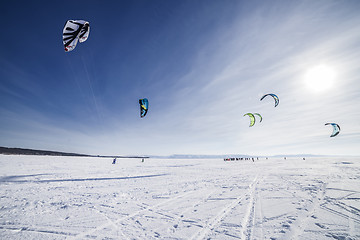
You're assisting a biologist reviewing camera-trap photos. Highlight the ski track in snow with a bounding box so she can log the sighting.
[0,155,360,239]
[239,175,258,240]
[73,189,196,239]
[190,175,259,240]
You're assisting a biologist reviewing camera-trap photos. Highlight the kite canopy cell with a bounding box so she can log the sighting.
[63,20,90,52]
[260,93,279,107]
[244,113,256,127]
[139,98,149,118]
[254,113,262,122]
[325,123,340,137]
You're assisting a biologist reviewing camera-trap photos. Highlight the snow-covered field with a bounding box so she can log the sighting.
[0,155,359,240]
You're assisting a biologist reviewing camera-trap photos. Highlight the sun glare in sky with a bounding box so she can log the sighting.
[305,64,336,92]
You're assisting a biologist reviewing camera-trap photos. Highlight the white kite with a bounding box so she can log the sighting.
[63,20,90,52]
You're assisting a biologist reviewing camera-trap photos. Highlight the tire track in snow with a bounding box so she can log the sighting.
[240,175,259,240]
[190,175,259,240]
[72,189,196,239]
[255,174,268,240]
[257,188,265,240]
[249,174,266,240]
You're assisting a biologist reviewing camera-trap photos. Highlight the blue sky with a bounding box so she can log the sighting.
[1,0,360,156]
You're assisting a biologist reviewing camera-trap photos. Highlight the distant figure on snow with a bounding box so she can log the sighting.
[112,158,117,164]
[142,158,144,163]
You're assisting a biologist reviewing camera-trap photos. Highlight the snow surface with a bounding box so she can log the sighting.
[0,155,359,240]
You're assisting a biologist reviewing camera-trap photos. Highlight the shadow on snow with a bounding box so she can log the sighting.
[0,174,169,183]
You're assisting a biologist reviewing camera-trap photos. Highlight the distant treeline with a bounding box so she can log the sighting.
[0,146,149,159]
[0,146,90,157]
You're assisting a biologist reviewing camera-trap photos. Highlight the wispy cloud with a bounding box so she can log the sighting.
[1,1,359,155]
[145,0,360,155]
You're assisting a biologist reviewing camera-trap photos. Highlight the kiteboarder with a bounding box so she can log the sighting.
[112,158,117,164]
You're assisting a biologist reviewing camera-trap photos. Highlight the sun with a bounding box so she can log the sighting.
[304,64,336,92]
